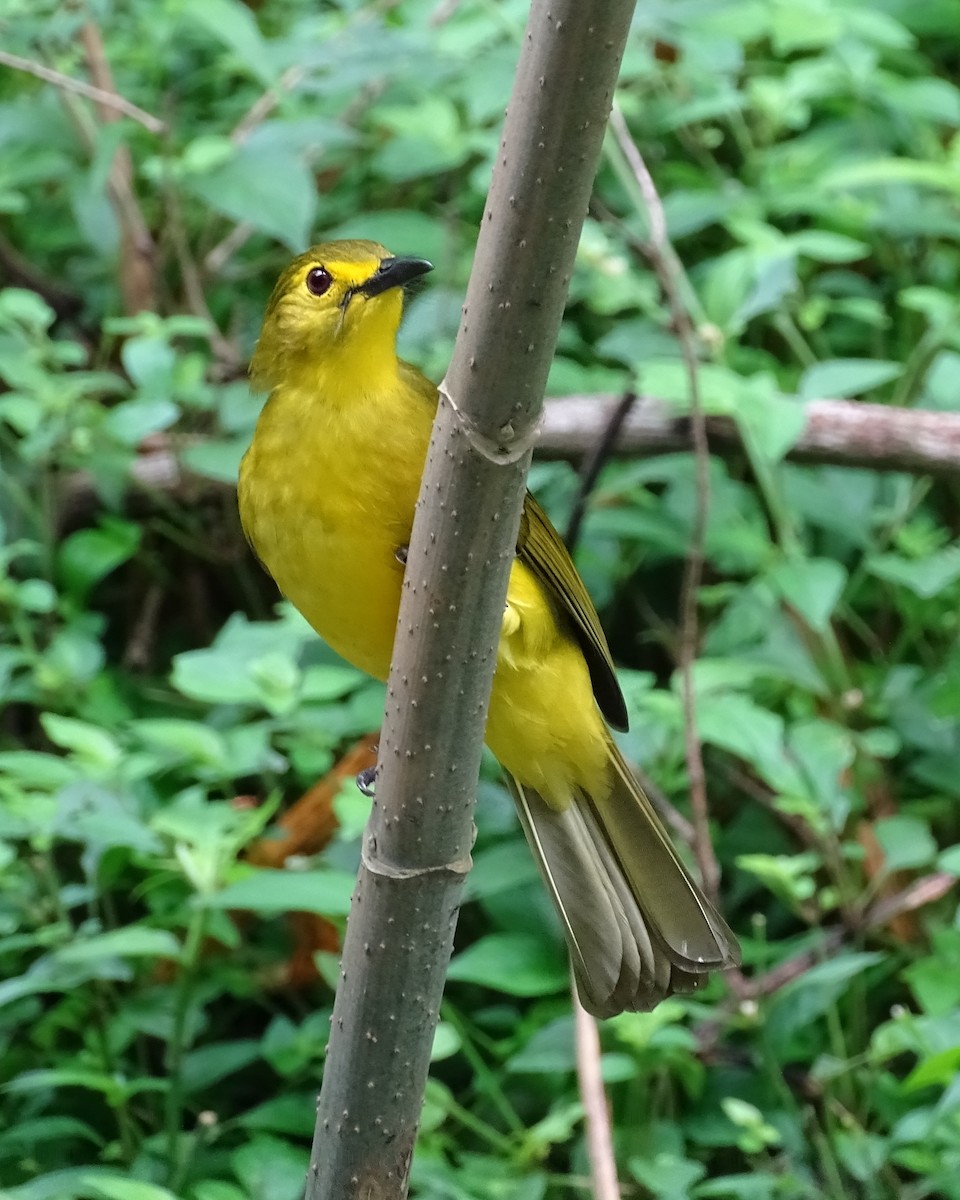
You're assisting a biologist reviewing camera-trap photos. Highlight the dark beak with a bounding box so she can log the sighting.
[357,256,433,298]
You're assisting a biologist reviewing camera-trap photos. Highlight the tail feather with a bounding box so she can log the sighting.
[507,742,739,1017]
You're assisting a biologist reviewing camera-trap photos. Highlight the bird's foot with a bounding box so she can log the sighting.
[356,765,378,797]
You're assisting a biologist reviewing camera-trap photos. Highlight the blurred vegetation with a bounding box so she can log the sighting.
[2,0,960,1197]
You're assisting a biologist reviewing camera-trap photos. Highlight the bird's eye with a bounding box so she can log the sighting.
[306,266,332,297]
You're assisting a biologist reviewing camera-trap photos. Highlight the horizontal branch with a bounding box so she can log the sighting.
[539,395,960,475]
[58,393,960,529]
[0,48,165,133]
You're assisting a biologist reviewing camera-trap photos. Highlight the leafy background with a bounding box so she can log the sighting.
[2,0,960,1197]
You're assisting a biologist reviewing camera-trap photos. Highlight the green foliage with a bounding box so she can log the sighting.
[2,0,960,1197]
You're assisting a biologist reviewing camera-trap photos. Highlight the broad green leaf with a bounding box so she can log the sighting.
[875,815,937,871]
[187,0,276,84]
[903,1045,960,1092]
[824,158,960,195]
[766,952,884,1047]
[237,1093,317,1137]
[768,557,847,631]
[696,692,803,793]
[506,1017,576,1074]
[55,926,180,964]
[186,143,315,249]
[84,1178,181,1200]
[735,388,807,463]
[39,714,121,770]
[447,933,567,997]
[867,549,960,598]
[58,519,141,600]
[202,867,355,915]
[181,436,249,483]
[0,1116,103,1153]
[104,398,179,446]
[799,358,902,400]
[232,1135,310,1200]
[181,1039,261,1092]
[130,719,229,769]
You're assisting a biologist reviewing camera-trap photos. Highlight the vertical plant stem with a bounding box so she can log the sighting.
[573,991,621,1200]
[165,906,207,1190]
[307,3,638,1195]
[608,105,721,902]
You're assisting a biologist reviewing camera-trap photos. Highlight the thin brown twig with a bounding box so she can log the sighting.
[697,871,956,1054]
[608,105,720,902]
[201,67,307,277]
[231,65,305,144]
[751,872,955,1000]
[632,763,696,846]
[79,23,156,314]
[573,988,622,1200]
[565,389,637,552]
[0,48,166,133]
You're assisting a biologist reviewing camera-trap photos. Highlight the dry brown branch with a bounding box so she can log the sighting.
[59,396,960,530]
[697,871,956,1055]
[573,992,621,1200]
[747,872,955,1001]
[79,23,157,313]
[571,993,624,1200]
[0,48,165,133]
[231,65,305,143]
[539,394,960,475]
[609,106,721,903]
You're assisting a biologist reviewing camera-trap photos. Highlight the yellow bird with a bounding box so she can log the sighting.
[239,240,739,1016]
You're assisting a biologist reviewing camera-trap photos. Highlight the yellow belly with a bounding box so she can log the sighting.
[239,385,611,808]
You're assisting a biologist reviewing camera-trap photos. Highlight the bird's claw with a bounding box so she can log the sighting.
[356,765,378,797]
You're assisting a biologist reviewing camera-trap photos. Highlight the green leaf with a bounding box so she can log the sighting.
[181,1039,261,1092]
[465,838,539,901]
[40,714,121,771]
[875,815,937,871]
[431,1021,461,1063]
[185,143,316,249]
[799,358,902,399]
[696,693,803,793]
[237,1093,317,1137]
[130,719,229,770]
[447,933,568,997]
[0,1116,103,1153]
[938,844,960,875]
[766,952,884,1048]
[506,1017,576,1074]
[55,926,180,964]
[768,557,847,632]
[104,398,179,446]
[84,1177,181,1200]
[903,1045,960,1092]
[867,548,960,598]
[232,1135,310,1200]
[187,0,275,84]
[181,436,249,483]
[735,388,807,463]
[628,1153,706,1200]
[203,867,355,915]
[58,519,141,600]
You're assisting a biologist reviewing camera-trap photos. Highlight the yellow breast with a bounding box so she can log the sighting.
[238,372,431,681]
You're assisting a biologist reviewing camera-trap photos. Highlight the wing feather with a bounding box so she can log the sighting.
[517,493,628,730]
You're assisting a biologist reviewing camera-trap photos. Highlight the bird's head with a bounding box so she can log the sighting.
[251,239,433,392]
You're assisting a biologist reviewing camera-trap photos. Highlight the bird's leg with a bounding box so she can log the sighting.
[395,544,408,567]
[356,765,378,797]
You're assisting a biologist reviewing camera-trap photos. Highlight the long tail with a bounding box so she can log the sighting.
[508,741,739,1017]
